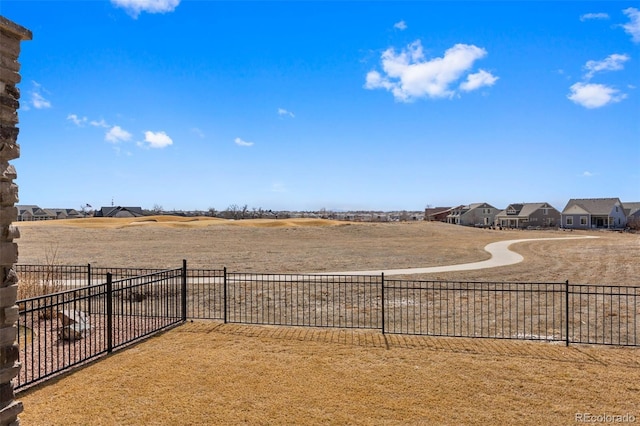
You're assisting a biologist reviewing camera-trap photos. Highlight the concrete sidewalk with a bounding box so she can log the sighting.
[317,236,599,276]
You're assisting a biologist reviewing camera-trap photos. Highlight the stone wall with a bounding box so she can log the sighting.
[0,16,31,426]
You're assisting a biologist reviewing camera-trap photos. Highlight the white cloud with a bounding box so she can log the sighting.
[364,40,496,102]
[68,114,110,128]
[67,114,87,126]
[584,53,630,80]
[31,93,52,109]
[581,171,595,177]
[111,0,180,18]
[580,13,609,21]
[394,20,407,30]
[460,69,499,92]
[234,137,254,147]
[90,119,109,128]
[142,131,173,148]
[277,108,295,118]
[622,7,640,43]
[105,125,132,143]
[29,82,51,109]
[568,82,627,109]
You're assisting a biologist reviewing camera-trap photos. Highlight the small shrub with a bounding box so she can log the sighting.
[18,245,65,319]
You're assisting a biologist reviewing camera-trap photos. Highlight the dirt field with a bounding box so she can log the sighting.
[14,218,640,425]
[15,216,640,284]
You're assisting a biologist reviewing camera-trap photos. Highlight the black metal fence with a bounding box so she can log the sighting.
[16,266,185,390]
[13,263,640,391]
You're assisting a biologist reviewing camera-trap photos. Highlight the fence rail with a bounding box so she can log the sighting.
[16,266,184,390]
[13,263,640,391]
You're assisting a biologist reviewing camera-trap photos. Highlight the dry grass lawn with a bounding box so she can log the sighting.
[14,218,640,425]
[18,323,640,425]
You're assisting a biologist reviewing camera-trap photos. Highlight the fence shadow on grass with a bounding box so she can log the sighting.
[177,321,640,369]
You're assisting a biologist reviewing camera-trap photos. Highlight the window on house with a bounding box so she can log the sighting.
[566,217,573,225]
[580,216,587,225]
[543,208,548,215]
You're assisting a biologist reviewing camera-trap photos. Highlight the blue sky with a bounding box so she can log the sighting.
[2,1,639,212]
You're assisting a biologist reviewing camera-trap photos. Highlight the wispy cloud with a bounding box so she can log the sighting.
[277,108,295,118]
[29,81,52,109]
[622,7,640,43]
[568,82,627,109]
[90,119,109,128]
[580,12,609,22]
[191,127,205,138]
[141,131,173,148]
[584,53,630,80]
[394,20,407,30]
[234,137,254,147]
[68,114,110,128]
[105,125,132,143]
[67,114,87,126]
[581,171,596,177]
[364,41,497,102]
[111,0,181,18]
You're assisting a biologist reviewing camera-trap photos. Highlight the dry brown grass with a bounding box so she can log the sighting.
[14,217,640,425]
[17,217,640,284]
[18,323,640,425]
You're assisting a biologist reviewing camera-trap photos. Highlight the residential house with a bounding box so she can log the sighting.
[94,206,145,218]
[561,198,627,229]
[424,207,452,222]
[446,203,498,227]
[16,205,56,221]
[45,208,82,220]
[623,202,640,229]
[494,202,560,229]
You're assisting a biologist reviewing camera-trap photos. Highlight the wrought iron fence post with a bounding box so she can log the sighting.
[223,267,228,323]
[87,263,92,315]
[107,272,113,353]
[381,272,385,334]
[565,280,570,347]
[182,259,187,322]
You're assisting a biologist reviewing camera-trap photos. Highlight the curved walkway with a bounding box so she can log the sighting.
[320,236,599,276]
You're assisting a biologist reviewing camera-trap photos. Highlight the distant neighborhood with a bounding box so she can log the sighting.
[15,197,640,231]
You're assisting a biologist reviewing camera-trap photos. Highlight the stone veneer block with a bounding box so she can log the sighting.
[0,243,17,266]
[0,15,30,426]
[0,143,18,162]
[0,208,17,226]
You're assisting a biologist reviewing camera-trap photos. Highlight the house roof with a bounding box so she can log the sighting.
[497,202,557,218]
[16,205,52,217]
[96,206,145,217]
[562,198,622,215]
[623,202,640,216]
[425,207,452,216]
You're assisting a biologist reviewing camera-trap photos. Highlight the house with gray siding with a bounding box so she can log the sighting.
[495,202,560,229]
[45,208,82,220]
[446,202,498,227]
[17,205,56,221]
[624,202,640,228]
[561,198,626,229]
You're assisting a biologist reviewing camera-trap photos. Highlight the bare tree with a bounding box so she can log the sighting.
[225,204,240,219]
[208,207,217,217]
